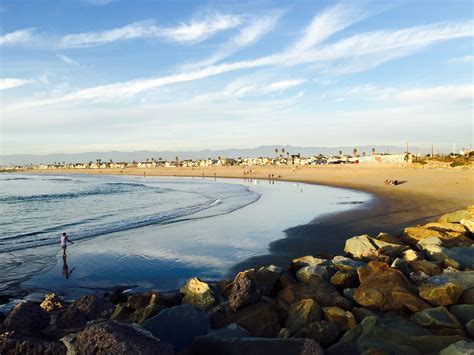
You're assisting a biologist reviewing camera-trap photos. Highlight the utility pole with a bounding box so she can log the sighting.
[405,141,408,154]
[431,144,434,159]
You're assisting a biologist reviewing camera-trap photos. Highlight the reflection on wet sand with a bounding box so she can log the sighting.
[62,256,75,279]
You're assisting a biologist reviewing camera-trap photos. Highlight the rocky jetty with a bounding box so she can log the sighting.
[1,206,474,354]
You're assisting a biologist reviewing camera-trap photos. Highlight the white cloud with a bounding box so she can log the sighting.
[56,53,77,65]
[264,79,305,93]
[0,29,35,46]
[450,55,474,63]
[60,13,241,48]
[0,78,31,90]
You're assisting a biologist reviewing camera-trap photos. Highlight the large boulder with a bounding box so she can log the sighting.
[180,277,216,310]
[296,265,336,282]
[417,237,447,262]
[408,260,442,276]
[322,307,357,331]
[40,293,65,312]
[110,304,133,322]
[232,302,281,338]
[344,234,406,260]
[353,261,430,313]
[290,256,331,272]
[427,271,474,291]
[3,302,50,334]
[55,294,114,329]
[403,227,472,248]
[195,336,323,355]
[130,304,165,325]
[419,282,464,306]
[62,320,173,354]
[0,333,66,355]
[228,266,280,311]
[411,306,462,329]
[144,304,209,351]
[276,275,352,311]
[327,314,465,354]
[449,304,474,326]
[460,219,474,233]
[422,222,468,234]
[445,247,474,269]
[284,299,321,335]
[438,209,471,223]
[293,320,340,347]
[460,287,474,304]
[330,269,360,289]
[439,340,474,355]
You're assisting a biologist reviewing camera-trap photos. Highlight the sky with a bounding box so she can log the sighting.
[0,0,473,155]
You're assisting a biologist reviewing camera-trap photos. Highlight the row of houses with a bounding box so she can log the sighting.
[4,153,415,170]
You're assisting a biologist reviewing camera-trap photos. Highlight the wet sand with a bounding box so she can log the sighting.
[20,164,474,274]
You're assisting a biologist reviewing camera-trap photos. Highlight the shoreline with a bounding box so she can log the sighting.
[12,164,474,277]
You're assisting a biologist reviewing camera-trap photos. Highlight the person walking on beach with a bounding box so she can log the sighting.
[60,232,74,257]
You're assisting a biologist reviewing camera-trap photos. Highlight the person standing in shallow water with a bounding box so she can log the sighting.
[60,232,74,257]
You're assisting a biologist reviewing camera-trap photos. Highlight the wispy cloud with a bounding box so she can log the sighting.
[56,53,77,65]
[0,78,31,90]
[263,79,305,93]
[60,13,241,48]
[0,29,35,46]
[450,55,474,63]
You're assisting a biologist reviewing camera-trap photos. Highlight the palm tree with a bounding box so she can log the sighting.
[339,150,343,157]
[282,148,286,155]
[274,148,279,158]
[353,148,358,157]
[175,156,179,166]
[362,152,366,157]
[371,148,376,155]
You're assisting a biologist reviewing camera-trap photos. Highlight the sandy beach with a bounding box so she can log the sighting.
[19,163,474,273]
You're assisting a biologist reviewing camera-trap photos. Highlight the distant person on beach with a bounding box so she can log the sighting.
[60,232,74,257]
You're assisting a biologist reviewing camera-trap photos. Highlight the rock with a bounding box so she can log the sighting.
[329,314,465,355]
[296,265,336,282]
[180,277,216,310]
[423,222,468,234]
[439,340,474,355]
[419,282,463,306]
[151,290,182,307]
[445,246,474,269]
[417,237,448,262]
[207,323,250,338]
[409,270,431,286]
[427,271,474,291]
[411,306,462,329]
[449,304,474,326]
[228,267,280,312]
[127,293,153,311]
[232,302,281,338]
[0,333,66,355]
[276,276,352,310]
[62,320,174,354]
[144,304,209,351]
[56,294,114,329]
[293,320,340,347]
[108,289,128,305]
[209,303,234,329]
[343,288,356,302]
[322,306,357,331]
[277,328,291,339]
[460,288,474,304]
[438,209,470,223]
[330,269,360,289]
[110,304,133,321]
[195,336,323,355]
[375,232,405,245]
[351,307,379,323]
[353,261,430,313]
[3,302,50,334]
[40,293,65,312]
[404,227,472,248]
[460,218,474,233]
[284,299,321,335]
[466,319,474,338]
[402,248,423,262]
[276,271,299,290]
[391,258,411,276]
[444,258,462,270]
[131,304,165,325]
[290,256,331,272]
[332,256,367,270]
[344,234,406,260]
[408,260,442,276]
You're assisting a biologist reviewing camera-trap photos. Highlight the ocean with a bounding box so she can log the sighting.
[0,174,371,298]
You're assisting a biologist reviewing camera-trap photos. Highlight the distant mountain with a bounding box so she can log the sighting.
[0,145,405,166]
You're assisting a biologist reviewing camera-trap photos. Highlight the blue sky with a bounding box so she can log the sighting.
[1,0,473,154]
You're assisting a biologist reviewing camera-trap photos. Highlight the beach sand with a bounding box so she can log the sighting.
[22,164,474,273]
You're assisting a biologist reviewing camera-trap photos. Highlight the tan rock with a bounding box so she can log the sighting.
[290,256,331,272]
[330,269,359,289]
[322,306,357,331]
[460,218,474,233]
[40,293,65,312]
[422,222,468,234]
[419,282,463,306]
[180,277,215,310]
[353,261,430,313]
[284,298,321,335]
[233,302,281,337]
[375,232,405,245]
[402,249,423,262]
[438,209,470,223]
[408,260,442,276]
[403,227,473,248]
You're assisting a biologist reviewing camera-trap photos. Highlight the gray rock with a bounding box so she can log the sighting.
[62,320,173,354]
[427,271,474,290]
[411,306,462,329]
[449,304,474,326]
[343,288,356,302]
[445,247,474,269]
[195,336,323,355]
[144,304,209,351]
[439,340,474,355]
[293,320,339,347]
[466,319,474,338]
[206,323,250,338]
[332,256,366,270]
[391,258,411,276]
[0,333,66,355]
[296,265,336,282]
[284,299,322,335]
[417,237,447,262]
[55,294,114,329]
[3,302,50,335]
